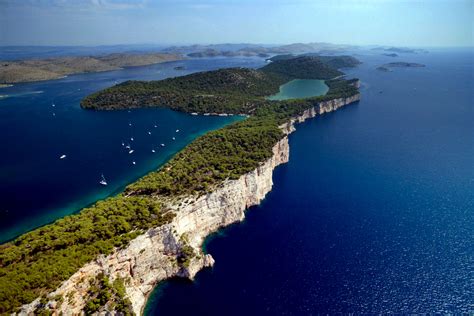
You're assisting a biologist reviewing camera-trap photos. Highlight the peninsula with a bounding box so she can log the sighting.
[0,53,182,84]
[0,56,360,315]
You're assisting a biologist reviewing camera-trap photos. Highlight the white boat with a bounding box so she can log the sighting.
[172,137,175,140]
[148,131,151,135]
[52,113,56,116]
[175,129,180,133]
[52,103,55,107]
[125,144,131,149]
[151,149,156,153]
[154,125,157,128]
[132,161,136,165]
[129,149,134,154]
[59,154,66,159]
[160,143,165,147]
[121,142,125,146]
[99,174,108,186]
[130,137,134,141]
[129,123,132,126]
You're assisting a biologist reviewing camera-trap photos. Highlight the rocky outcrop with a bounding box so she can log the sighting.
[279,94,361,134]
[17,93,359,316]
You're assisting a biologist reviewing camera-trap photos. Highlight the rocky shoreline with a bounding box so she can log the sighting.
[17,93,360,315]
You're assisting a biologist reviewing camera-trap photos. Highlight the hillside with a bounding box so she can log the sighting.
[81,56,353,113]
[0,53,182,84]
[0,54,360,314]
[267,54,361,69]
[260,56,342,80]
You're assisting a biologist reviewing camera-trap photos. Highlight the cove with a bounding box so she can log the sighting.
[0,57,264,243]
[266,79,328,100]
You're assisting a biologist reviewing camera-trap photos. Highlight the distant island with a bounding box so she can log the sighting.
[266,54,361,68]
[163,42,355,58]
[371,46,429,54]
[377,62,426,71]
[0,53,182,84]
[383,53,398,57]
[0,55,361,315]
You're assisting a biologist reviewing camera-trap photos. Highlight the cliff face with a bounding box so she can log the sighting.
[18,94,359,315]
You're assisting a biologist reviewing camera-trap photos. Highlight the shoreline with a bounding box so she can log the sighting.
[17,94,360,315]
[0,54,184,85]
[0,112,241,244]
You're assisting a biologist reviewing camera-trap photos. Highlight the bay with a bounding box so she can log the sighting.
[0,56,266,243]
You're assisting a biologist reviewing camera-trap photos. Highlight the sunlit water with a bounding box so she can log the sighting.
[0,57,266,242]
[145,49,474,314]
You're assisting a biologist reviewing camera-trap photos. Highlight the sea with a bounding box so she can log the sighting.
[1,48,473,313]
[145,48,474,314]
[0,57,262,242]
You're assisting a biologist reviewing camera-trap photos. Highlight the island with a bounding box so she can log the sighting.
[0,56,361,315]
[266,54,361,69]
[377,62,426,71]
[371,46,428,54]
[383,53,398,57]
[0,53,183,84]
[163,42,355,58]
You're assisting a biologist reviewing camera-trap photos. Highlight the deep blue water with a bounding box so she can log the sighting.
[0,57,266,242]
[145,49,474,314]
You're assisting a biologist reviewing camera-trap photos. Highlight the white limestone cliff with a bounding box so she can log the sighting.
[17,93,360,316]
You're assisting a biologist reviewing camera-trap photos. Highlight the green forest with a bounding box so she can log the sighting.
[0,55,360,314]
[81,56,354,114]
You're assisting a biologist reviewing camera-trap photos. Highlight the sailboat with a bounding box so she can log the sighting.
[59,154,66,159]
[175,129,180,133]
[99,174,108,186]
[128,149,134,154]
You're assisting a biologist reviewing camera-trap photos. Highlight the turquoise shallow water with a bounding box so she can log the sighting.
[266,79,328,100]
[0,57,265,243]
[145,49,474,314]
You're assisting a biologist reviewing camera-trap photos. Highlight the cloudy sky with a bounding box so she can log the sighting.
[0,0,472,47]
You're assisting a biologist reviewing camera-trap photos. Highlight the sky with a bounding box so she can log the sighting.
[0,0,472,47]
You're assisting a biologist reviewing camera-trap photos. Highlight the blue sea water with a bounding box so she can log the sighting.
[0,56,266,243]
[145,49,474,314]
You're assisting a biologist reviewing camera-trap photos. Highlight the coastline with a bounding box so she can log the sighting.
[17,94,360,315]
[0,54,183,85]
